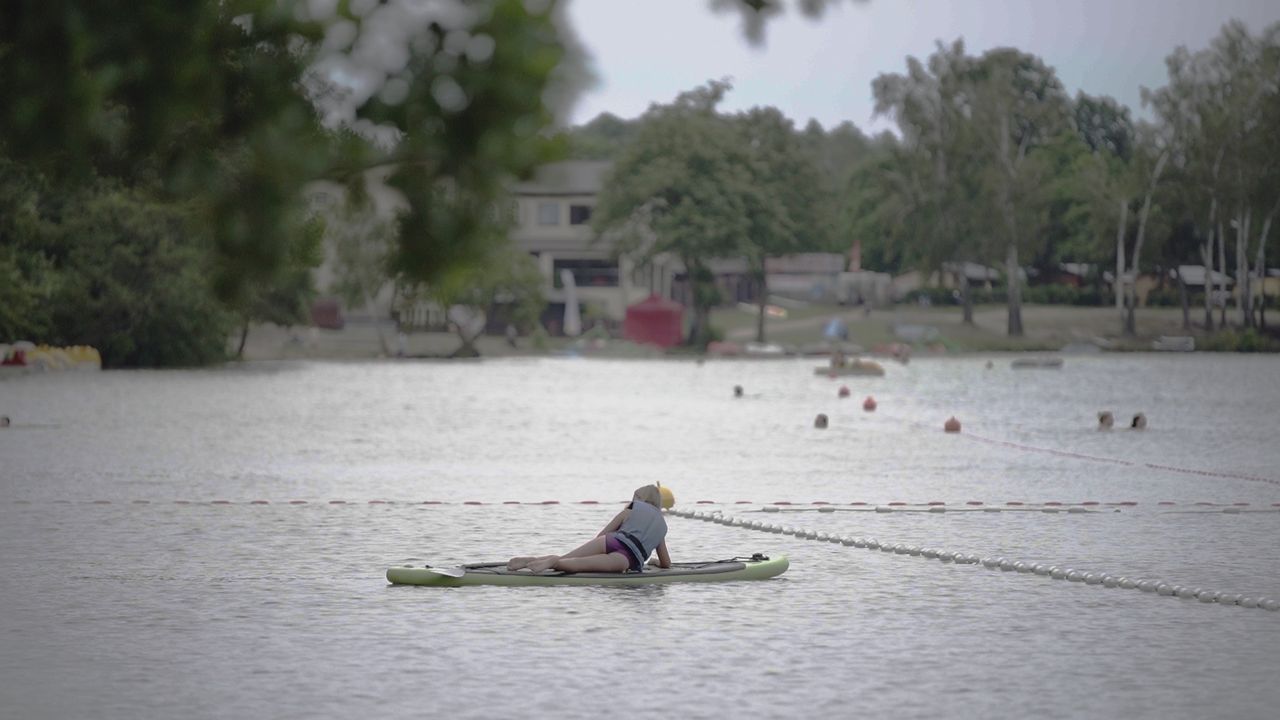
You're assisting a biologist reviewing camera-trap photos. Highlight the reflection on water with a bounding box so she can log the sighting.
[1,355,1278,719]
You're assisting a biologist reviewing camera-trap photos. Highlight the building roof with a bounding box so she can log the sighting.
[512,160,612,196]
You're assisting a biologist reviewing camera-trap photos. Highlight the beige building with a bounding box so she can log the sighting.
[511,160,677,326]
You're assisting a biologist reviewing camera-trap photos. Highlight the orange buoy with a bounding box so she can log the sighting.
[838,385,851,398]
[944,416,961,433]
[863,396,877,412]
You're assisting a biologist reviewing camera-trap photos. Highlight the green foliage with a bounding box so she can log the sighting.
[1199,328,1279,352]
[0,0,577,306]
[421,243,547,352]
[43,185,233,367]
[563,113,640,160]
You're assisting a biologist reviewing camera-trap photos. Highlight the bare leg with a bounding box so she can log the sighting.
[509,537,608,570]
[528,552,629,574]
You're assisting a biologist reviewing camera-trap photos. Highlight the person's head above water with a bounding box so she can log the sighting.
[0,415,9,427]
[733,385,743,398]
[632,484,663,509]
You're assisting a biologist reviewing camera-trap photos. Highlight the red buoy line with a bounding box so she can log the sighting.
[868,406,1280,488]
[959,429,1280,487]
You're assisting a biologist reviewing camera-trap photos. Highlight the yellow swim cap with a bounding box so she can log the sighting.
[658,484,675,509]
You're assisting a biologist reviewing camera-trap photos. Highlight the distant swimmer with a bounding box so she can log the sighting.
[0,415,9,427]
[733,385,744,398]
[1131,413,1147,430]
[1097,411,1114,430]
[814,414,829,429]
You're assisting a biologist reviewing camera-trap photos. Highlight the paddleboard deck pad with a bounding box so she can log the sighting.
[387,553,788,587]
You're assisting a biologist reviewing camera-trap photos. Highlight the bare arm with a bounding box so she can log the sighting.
[597,509,628,537]
[648,540,671,568]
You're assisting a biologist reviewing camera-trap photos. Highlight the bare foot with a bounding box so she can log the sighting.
[526,556,560,573]
[507,556,538,570]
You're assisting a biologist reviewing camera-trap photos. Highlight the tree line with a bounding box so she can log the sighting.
[577,21,1280,343]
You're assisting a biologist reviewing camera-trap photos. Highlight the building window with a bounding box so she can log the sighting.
[569,204,593,225]
[553,259,619,288]
[537,202,560,226]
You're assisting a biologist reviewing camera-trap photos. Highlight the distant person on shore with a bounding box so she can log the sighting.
[505,324,518,349]
[1098,411,1114,430]
[734,385,744,398]
[1131,413,1147,430]
[507,485,670,574]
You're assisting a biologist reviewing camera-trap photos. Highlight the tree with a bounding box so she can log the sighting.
[967,48,1073,336]
[736,106,832,342]
[418,245,546,357]
[593,81,755,348]
[872,40,989,324]
[233,219,324,358]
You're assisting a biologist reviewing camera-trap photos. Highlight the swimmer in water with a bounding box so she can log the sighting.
[1097,411,1114,430]
[1130,413,1147,430]
[734,385,744,398]
[0,416,9,427]
[814,413,829,429]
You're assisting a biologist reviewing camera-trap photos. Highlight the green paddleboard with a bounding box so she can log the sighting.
[386,554,788,587]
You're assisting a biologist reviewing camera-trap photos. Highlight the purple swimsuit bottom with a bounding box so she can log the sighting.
[604,533,643,572]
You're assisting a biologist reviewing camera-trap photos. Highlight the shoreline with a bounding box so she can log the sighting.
[234,304,1277,362]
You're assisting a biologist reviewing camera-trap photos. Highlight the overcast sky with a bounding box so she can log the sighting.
[564,0,1280,133]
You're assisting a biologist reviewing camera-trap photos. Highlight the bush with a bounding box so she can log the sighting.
[1199,328,1279,353]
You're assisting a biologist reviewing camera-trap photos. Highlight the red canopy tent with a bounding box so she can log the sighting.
[623,294,684,348]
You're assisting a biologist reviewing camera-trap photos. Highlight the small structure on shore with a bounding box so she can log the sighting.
[622,294,683,349]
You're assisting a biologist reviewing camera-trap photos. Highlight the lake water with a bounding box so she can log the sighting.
[1,355,1278,719]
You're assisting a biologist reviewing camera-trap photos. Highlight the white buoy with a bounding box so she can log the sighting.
[818,506,835,513]
[1241,597,1258,608]
[1197,591,1218,603]
[1102,576,1119,588]
[1033,564,1050,576]
[938,552,953,562]
[816,532,830,542]
[1085,574,1103,585]
[804,529,819,540]
[1137,580,1155,592]
[692,511,704,520]
[1157,584,1174,596]
[1051,568,1067,580]
[1067,571,1084,582]
[1118,577,1136,589]
[829,535,843,544]
[907,546,921,556]
[922,548,938,559]
[762,506,780,513]
[1218,593,1240,606]
[981,557,997,568]
[999,559,1015,571]
[782,526,796,535]
[1177,586,1198,599]
[1260,597,1279,611]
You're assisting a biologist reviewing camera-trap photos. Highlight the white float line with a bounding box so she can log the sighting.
[666,508,1280,612]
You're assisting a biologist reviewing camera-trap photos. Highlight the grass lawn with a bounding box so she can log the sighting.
[713,303,1206,353]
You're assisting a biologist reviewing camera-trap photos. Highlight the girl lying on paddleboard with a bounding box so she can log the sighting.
[507,484,672,574]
